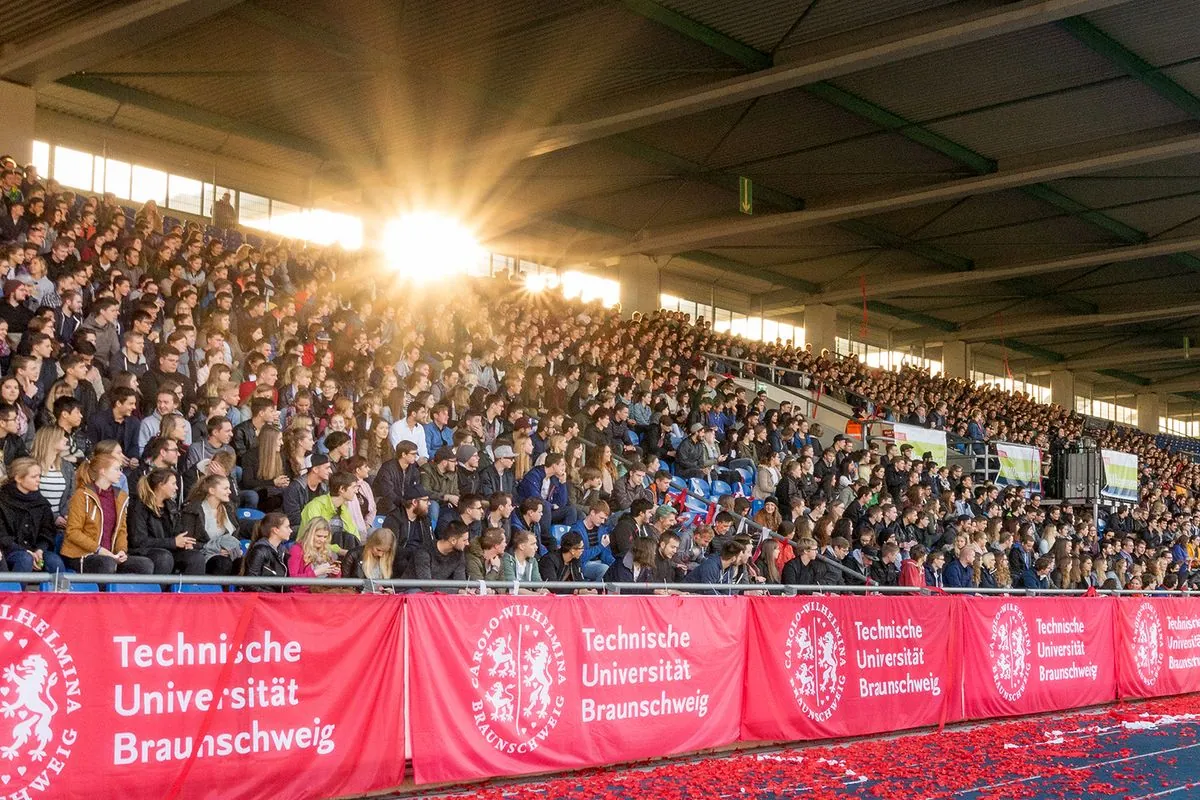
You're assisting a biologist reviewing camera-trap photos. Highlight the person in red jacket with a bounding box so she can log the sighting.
[899,544,928,588]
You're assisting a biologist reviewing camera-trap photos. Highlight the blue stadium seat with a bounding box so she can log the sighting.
[374,515,386,528]
[735,466,754,484]
[626,431,639,446]
[237,507,265,521]
[710,480,733,498]
[750,499,765,516]
[688,478,711,497]
[684,495,709,514]
[172,584,224,593]
[0,583,22,592]
[111,583,161,593]
[70,583,101,593]
[551,525,571,546]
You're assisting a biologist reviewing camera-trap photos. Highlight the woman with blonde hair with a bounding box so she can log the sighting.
[512,430,534,480]
[584,442,617,498]
[31,426,73,527]
[240,424,288,511]
[345,527,395,584]
[0,458,65,574]
[287,517,341,592]
[62,453,154,575]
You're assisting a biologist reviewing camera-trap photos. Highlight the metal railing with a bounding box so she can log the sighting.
[0,571,1185,596]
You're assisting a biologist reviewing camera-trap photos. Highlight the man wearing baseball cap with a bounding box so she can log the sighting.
[480,443,516,497]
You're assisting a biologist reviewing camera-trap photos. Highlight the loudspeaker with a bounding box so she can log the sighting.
[1055,450,1102,502]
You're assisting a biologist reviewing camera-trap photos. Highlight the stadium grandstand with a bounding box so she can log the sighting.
[2,0,1200,798]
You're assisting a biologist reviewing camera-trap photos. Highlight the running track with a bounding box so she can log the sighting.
[415,694,1200,800]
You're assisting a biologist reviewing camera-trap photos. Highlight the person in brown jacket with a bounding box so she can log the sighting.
[61,453,154,575]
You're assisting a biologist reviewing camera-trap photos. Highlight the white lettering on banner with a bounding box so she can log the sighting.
[112,718,336,765]
[580,625,690,652]
[578,621,710,725]
[1037,618,1085,636]
[1163,613,1200,677]
[1167,617,1200,631]
[1169,656,1200,670]
[1038,664,1100,682]
[113,677,300,717]
[581,690,710,722]
[852,617,940,700]
[784,602,847,722]
[0,605,80,800]
[469,605,567,755]
[113,632,302,668]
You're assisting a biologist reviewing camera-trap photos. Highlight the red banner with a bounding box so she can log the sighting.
[960,597,1115,719]
[740,596,958,743]
[1116,597,1200,699]
[0,594,405,800]
[406,595,747,784]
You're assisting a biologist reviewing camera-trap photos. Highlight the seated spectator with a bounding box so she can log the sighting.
[342,456,377,536]
[0,458,64,574]
[128,467,205,575]
[1021,555,1055,590]
[385,486,434,576]
[653,531,683,582]
[420,446,460,523]
[467,527,506,583]
[943,545,977,589]
[782,537,820,588]
[406,519,468,584]
[30,426,72,528]
[610,461,651,513]
[610,498,655,561]
[604,536,660,591]
[516,452,576,544]
[300,471,361,548]
[569,500,613,581]
[178,474,242,575]
[693,537,751,593]
[344,527,396,587]
[241,424,289,512]
[287,517,340,592]
[899,544,928,588]
[0,401,29,465]
[870,543,902,586]
[372,441,420,515]
[241,512,292,590]
[62,453,154,576]
[282,453,331,528]
[501,528,548,594]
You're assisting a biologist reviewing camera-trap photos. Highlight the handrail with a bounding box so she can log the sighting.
[699,351,857,424]
[0,571,1186,596]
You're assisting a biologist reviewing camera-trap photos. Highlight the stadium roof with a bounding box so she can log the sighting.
[5,0,1200,397]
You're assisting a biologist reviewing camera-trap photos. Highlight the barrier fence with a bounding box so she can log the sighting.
[2,590,1198,799]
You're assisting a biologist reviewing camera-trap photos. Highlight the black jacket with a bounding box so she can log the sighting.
[0,483,57,554]
[242,538,288,591]
[86,410,140,460]
[372,458,421,515]
[232,420,260,459]
[539,551,584,591]
[478,465,515,498]
[127,496,181,553]
[0,434,28,466]
[782,556,819,587]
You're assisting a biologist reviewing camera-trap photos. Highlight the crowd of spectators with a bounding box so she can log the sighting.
[1,152,1198,594]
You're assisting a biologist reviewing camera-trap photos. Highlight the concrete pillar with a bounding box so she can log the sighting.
[0,82,36,166]
[803,303,837,356]
[1050,370,1075,410]
[942,340,968,379]
[1136,392,1161,434]
[618,255,660,319]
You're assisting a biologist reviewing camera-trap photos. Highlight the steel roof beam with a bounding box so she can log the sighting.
[931,301,1200,343]
[595,132,1200,256]
[1,0,248,86]
[527,0,1133,156]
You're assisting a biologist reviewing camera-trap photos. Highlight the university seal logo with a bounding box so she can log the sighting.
[0,606,79,797]
[784,601,846,723]
[469,605,567,754]
[1132,603,1163,688]
[989,603,1031,702]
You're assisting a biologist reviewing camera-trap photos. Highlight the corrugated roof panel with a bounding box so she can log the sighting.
[1049,174,1200,211]
[1085,0,1200,65]
[929,215,1124,265]
[745,133,968,201]
[565,178,741,231]
[906,189,1072,242]
[780,0,966,48]
[705,88,882,171]
[833,25,1126,124]
[657,0,813,53]
[0,0,125,47]
[925,78,1193,161]
[1093,193,1200,237]
[483,7,738,116]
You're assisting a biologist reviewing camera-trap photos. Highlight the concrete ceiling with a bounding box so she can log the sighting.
[6,0,1200,399]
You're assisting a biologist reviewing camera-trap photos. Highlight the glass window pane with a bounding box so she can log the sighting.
[202,184,234,217]
[130,165,167,204]
[104,159,130,199]
[167,175,203,215]
[31,141,50,179]
[730,313,747,338]
[271,200,300,220]
[92,157,106,193]
[52,146,93,190]
[714,307,732,333]
[763,319,778,342]
[239,192,270,224]
[659,294,679,312]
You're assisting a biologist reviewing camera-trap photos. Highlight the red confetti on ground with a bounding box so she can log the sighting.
[421,694,1200,800]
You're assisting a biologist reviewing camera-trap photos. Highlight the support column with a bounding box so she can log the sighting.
[803,303,837,356]
[618,255,660,319]
[1136,392,1161,434]
[0,82,36,166]
[942,340,968,379]
[1050,370,1075,410]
